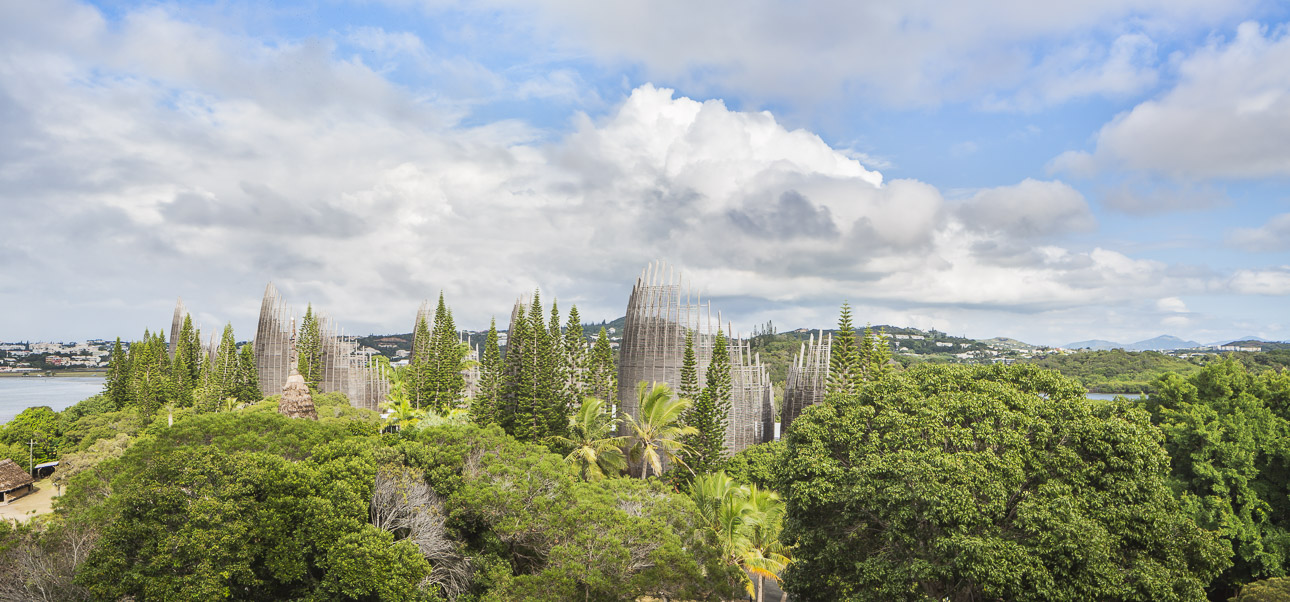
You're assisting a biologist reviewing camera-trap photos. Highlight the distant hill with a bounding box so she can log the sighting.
[985,337,1042,351]
[1125,335,1202,351]
[1062,335,1201,351]
[1062,339,1123,351]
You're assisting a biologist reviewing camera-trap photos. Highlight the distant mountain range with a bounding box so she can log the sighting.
[1061,335,1202,351]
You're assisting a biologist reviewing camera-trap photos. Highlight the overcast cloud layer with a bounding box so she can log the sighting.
[1,0,1288,346]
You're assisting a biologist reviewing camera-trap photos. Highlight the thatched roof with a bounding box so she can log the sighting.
[279,374,318,420]
[0,458,33,492]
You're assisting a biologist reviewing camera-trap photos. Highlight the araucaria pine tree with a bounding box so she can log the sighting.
[585,327,616,408]
[686,329,731,476]
[865,326,892,381]
[427,292,466,414]
[827,302,862,396]
[537,295,568,440]
[562,305,586,403]
[213,324,239,400]
[501,304,532,438]
[547,301,567,410]
[296,304,323,392]
[103,337,132,410]
[409,312,433,409]
[234,343,261,403]
[517,293,548,441]
[170,314,202,406]
[857,324,875,378]
[471,318,503,426]
[679,331,700,403]
[129,329,172,416]
[498,291,570,443]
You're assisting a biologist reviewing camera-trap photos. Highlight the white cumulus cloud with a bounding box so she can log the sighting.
[1058,21,1290,179]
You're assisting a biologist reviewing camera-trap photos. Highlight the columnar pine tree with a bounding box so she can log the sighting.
[857,324,876,380]
[175,316,201,388]
[533,293,566,440]
[234,343,261,403]
[130,330,171,416]
[827,302,861,396]
[687,329,732,476]
[545,301,571,437]
[586,327,616,408]
[562,305,586,403]
[103,337,131,410]
[679,331,700,403]
[171,349,194,408]
[500,305,531,438]
[521,293,548,442]
[471,318,503,426]
[868,328,892,381]
[170,315,201,407]
[428,292,466,414]
[213,324,239,401]
[410,313,433,409]
[296,305,323,392]
[495,291,574,443]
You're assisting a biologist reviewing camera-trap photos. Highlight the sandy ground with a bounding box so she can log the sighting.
[0,477,58,523]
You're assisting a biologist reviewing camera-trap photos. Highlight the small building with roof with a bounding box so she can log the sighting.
[0,458,35,503]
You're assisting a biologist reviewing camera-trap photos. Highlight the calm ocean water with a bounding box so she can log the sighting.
[0,377,105,425]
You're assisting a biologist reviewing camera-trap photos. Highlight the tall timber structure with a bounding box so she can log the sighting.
[782,331,832,434]
[254,283,389,410]
[168,298,188,359]
[616,261,775,454]
[255,284,294,395]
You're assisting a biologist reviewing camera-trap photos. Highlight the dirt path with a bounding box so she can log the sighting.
[0,477,58,523]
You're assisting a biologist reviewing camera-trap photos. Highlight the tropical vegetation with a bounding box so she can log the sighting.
[4,300,1290,601]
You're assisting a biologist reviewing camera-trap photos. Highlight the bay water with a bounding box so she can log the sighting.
[0,377,105,425]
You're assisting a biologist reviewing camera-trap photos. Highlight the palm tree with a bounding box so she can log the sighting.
[382,395,425,431]
[381,364,425,431]
[740,485,792,602]
[552,397,628,481]
[622,381,698,479]
[690,472,792,601]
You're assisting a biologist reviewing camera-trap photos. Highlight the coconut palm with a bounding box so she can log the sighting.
[740,485,792,602]
[690,471,792,601]
[382,395,425,431]
[622,381,698,479]
[552,397,628,481]
[381,364,425,431]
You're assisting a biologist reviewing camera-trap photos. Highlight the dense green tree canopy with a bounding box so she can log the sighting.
[1146,360,1290,600]
[778,363,1229,601]
[18,386,738,601]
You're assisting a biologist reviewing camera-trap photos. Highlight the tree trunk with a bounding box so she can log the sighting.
[757,575,764,602]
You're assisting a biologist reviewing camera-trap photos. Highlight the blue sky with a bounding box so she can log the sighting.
[2,0,1289,346]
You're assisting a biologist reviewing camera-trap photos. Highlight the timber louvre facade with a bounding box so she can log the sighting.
[782,330,831,434]
[255,283,389,410]
[615,261,775,455]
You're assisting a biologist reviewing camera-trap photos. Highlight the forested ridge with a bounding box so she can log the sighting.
[3,302,1290,600]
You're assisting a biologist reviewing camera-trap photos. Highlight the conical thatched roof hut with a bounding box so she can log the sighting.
[279,374,318,420]
[0,458,34,503]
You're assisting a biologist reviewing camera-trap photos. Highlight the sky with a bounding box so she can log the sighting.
[2,0,1289,347]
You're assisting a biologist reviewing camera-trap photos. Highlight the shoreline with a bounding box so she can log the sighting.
[0,370,107,378]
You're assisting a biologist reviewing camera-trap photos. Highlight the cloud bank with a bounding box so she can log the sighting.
[0,0,1282,346]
